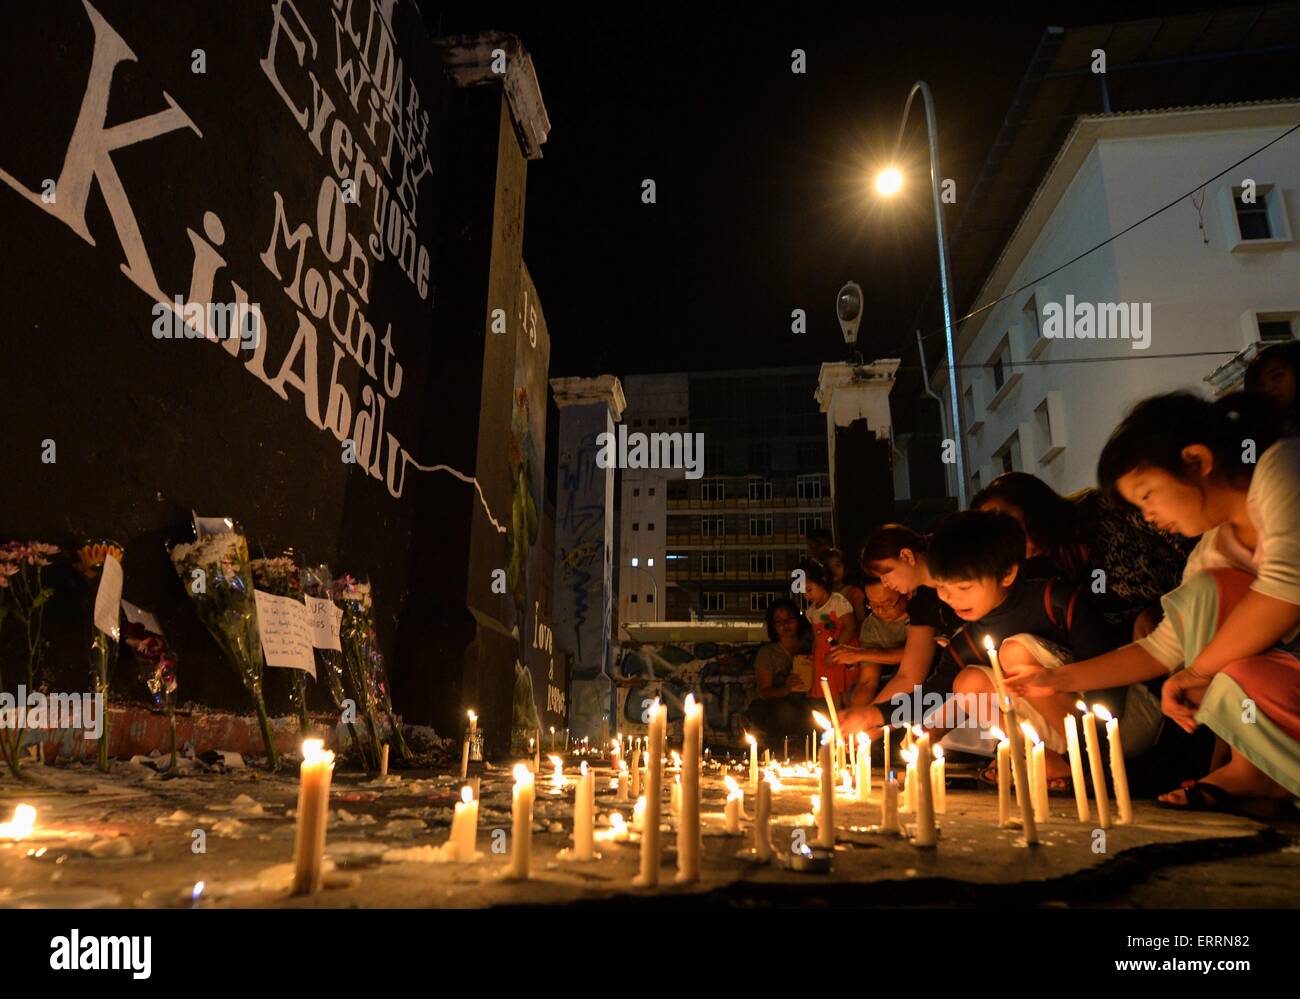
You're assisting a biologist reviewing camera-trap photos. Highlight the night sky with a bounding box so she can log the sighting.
[423,2,1209,380]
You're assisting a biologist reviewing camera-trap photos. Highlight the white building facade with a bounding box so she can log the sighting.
[946,101,1300,498]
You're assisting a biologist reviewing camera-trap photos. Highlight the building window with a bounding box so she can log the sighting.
[645,592,654,603]
[630,594,638,603]
[633,488,640,497]
[1258,314,1297,342]
[1023,296,1040,344]
[750,592,777,612]
[701,516,724,537]
[747,479,772,501]
[1234,187,1273,240]
[702,554,725,575]
[647,522,655,532]
[750,553,774,574]
[701,479,725,501]
[649,487,656,496]
[749,515,773,537]
[797,513,824,535]
[991,348,1008,392]
[703,592,726,612]
[995,431,1021,474]
[796,476,824,501]
[632,523,639,531]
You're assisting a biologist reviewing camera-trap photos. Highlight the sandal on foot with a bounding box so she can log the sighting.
[1046,775,1074,798]
[978,762,1000,788]
[1156,781,1232,812]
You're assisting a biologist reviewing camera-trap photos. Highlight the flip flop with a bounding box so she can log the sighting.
[1046,775,1074,798]
[978,762,999,788]
[1155,781,1233,812]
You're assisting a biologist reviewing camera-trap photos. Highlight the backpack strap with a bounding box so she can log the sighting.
[961,626,988,666]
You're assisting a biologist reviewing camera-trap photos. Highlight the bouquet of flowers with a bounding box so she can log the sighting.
[169,531,280,770]
[0,542,60,778]
[250,553,313,738]
[120,609,179,771]
[332,575,412,765]
[76,541,123,772]
[302,564,370,768]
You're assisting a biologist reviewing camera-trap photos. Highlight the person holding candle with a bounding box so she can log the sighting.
[1005,392,1300,814]
[926,509,1135,793]
[745,598,813,742]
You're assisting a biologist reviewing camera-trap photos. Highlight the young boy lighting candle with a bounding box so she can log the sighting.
[925,509,1137,792]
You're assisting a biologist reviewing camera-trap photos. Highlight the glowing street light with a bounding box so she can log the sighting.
[875,166,903,196]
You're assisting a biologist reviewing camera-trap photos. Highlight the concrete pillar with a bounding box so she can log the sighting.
[551,375,626,744]
[815,360,901,563]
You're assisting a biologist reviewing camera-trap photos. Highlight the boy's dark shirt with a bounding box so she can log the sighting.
[937,577,1127,716]
[903,585,957,634]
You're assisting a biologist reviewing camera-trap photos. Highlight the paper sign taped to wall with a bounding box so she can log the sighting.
[305,595,342,651]
[254,590,316,676]
[93,554,123,641]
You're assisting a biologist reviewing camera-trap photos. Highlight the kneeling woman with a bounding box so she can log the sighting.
[1005,391,1300,811]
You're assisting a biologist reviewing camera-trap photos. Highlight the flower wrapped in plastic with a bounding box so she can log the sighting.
[76,540,124,772]
[120,609,179,770]
[302,564,370,768]
[169,532,279,770]
[250,553,313,738]
[332,575,411,766]
[0,542,60,778]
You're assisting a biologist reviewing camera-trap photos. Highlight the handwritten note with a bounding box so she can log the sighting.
[254,590,315,677]
[305,595,342,651]
[93,554,123,641]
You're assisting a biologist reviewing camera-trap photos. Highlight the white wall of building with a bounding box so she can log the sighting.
[956,103,1300,497]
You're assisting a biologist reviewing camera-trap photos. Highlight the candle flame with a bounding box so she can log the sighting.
[301,738,326,763]
[984,635,995,652]
[467,709,477,723]
[0,804,36,841]
[1075,699,1089,713]
[857,732,869,746]
[901,747,916,765]
[610,813,627,833]
[461,785,474,805]
[810,794,820,815]
[933,745,944,760]
[1020,721,1041,745]
[725,775,743,800]
[744,731,757,747]
[671,750,682,768]
[581,761,589,777]
[617,759,628,773]
[192,881,205,902]
[1092,704,1114,723]
[911,724,923,737]
[990,725,1007,742]
[811,710,832,731]
[513,763,533,785]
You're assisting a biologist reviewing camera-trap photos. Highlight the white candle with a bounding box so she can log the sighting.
[291,738,335,895]
[883,726,891,787]
[677,694,703,883]
[754,775,772,860]
[992,727,1012,828]
[856,733,871,803]
[632,795,646,832]
[671,775,681,817]
[746,731,759,790]
[636,701,667,886]
[1096,704,1132,824]
[816,733,835,848]
[508,763,535,880]
[615,760,630,801]
[460,709,477,782]
[881,773,899,833]
[1078,701,1112,830]
[820,677,843,773]
[380,743,390,777]
[930,744,946,814]
[902,748,917,813]
[533,732,541,776]
[548,754,566,793]
[988,638,1037,845]
[724,775,743,835]
[1064,713,1091,822]
[574,761,595,860]
[1021,722,1048,823]
[631,748,643,799]
[610,738,622,772]
[450,785,479,862]
[913,732,937,847]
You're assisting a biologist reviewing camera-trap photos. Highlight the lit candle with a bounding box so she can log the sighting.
[508,763,535,880]
[902,747,917,813]
[987,637,1037,845]
[291,738,335,895]
[549,754,566,793]
[856,733,871,802]
[1064,713,1091,822]
[881,772,899,833]
[883,726,891,787]
[630,747,643,799]
[615,759,630,801]
[574,761,595,861]
[460,709,477,781]
[551,726,557,753]
[450,785,479,862]
[0,804,36,841]
[1021,722,1048,822]
[671,775,681,817]
[635,701,667,886]
[724,775,743,834]
[677,694,703,883]
[745,731,759,790]
[816,732,835,848]
[913,732,937,848]
[754,775,772,860]
[820,677,843,773]
[610,737,621,772]
[991,726,1012,828]
[632,795,647,832]
[930,744,946,814]
[1095,704,1131,824]
[1077,700,1112,830]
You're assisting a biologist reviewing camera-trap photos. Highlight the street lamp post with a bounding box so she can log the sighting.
[879,80,969,509]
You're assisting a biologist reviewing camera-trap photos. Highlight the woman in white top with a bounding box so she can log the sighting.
[1005,392,1300,812]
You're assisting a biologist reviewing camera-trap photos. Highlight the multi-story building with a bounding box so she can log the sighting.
[617,367,831,629]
